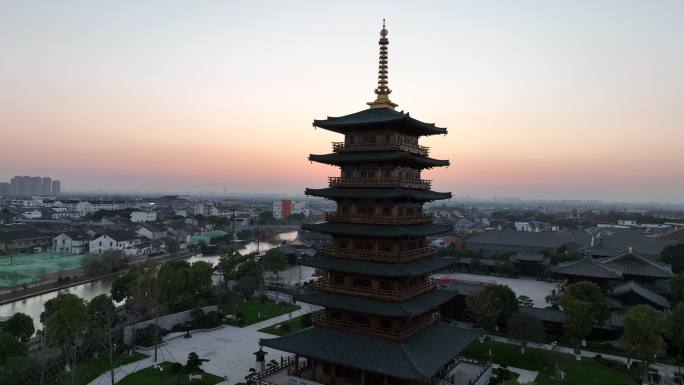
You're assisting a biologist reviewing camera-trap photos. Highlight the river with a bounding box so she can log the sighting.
[0,231,298,327]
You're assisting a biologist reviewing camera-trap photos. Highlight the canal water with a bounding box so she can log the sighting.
[0,231,298,328]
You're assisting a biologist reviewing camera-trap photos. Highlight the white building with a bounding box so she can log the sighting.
[52,232,89,254]
[130,210,157,222]
[136,224,167,240]
[89,231,139,254]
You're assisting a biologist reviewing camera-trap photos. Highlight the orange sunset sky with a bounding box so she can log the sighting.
[1,1,683,202]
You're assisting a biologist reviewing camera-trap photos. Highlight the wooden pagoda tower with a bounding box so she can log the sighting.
[260,21,481,385]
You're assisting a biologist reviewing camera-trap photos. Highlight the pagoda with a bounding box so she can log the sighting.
[256,21,486,385]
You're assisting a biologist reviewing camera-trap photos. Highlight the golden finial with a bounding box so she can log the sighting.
[367,19,398,109]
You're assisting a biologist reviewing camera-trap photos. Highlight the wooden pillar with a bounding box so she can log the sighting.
[384,375,388,385]
[331,364,336,385]
[361,370,366,385]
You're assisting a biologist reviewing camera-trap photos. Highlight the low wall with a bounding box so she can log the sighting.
[123,305,217,345]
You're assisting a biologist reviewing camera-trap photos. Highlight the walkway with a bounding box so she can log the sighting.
[86,301,318,385]
[491,364,538,384]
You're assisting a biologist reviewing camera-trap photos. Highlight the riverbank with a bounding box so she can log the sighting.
[0,249,199,305]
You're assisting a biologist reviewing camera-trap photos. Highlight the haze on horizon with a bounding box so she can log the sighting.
[1,1,683,203]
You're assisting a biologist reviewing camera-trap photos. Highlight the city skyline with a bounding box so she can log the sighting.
[2,1,684,202]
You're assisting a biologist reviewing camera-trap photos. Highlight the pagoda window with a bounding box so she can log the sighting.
[383,133,392,144]
[382,207,391,216]
[333,274,345,284]
[379,318,392,329]
[353,277,371,287]
[337,239,349,248]
[379,280,392,290]
[340,205,351,214]
[353,240,364,250]
[382,169,391,178]
[380,241,393,252]
[350,314,370,325]
[329,311,342,320]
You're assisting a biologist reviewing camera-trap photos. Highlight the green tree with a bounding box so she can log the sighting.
[661,243,684,274]
[165,239,180,254]
[218,248,241,283]
[100,250,122,272]
[158,262,189,304]
[562,297,593,349]
[487,284,519,325]
[466,287,502,331]
[237,260,263,285]
[264,248,288,300]
[185,351,209,374]
[672,272,684,306]
[2,312,34,342]
[0,333,29,385]
[562,281,609,324]
[237,275,258,299]
[87,294,119,385]
[43,293,91,385]
[507,312,546,354]
[110,270,136,302]
[666,303,684,373]
[620,304,667,383]
[188,261,213,295]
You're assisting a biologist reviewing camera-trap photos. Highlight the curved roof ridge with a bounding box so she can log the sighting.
[601,249,672,273]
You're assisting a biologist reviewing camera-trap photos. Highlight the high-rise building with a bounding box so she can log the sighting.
[42,177,52,195]
[273,199,293,219]
[51,180,61,195]
[30,176,42,195]
[255,23,486,385]
[0,182,9,196]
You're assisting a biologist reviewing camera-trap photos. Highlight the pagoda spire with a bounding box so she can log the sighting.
[367,19,398,109]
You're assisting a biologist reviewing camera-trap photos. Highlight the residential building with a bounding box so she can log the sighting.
[52,232,89,254]
[130,210,157,223]
[136,223,167,240]
[51,180,61,195]
[0,230,54,253]
[89,231,138,254]
[41,177,52,195]
[273,199,292,219]
[0,182,9,196]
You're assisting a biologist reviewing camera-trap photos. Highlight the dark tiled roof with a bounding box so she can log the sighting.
[309,151,449,169]
[467,230,577,249]
[300,256,455,277]
[510,252,546,263]
[609,281,670,309]
[261,323,479,380]
[313,108,447,136]
[601,250,673,279]
[0,230,50,242]
[296,290,457,317]
[103,230,137,242]
[519,306,565,323]
[551,257,623,279]
[306,187,452,202]
[301,222,452,238]
[438,280,487,296]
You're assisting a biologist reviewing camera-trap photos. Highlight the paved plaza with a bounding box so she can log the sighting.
[86,302,319,385]
[432,272,561,307]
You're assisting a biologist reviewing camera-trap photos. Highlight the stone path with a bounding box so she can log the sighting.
[86,301,318,385]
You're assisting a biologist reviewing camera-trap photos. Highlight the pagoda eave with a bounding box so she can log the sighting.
[309,151,450,169]
[305,187,452,202]
[302,222,453,238]
[300,256,456,277]
[313,108,447,137]
[261,322,480,381]
[296,289,457,318]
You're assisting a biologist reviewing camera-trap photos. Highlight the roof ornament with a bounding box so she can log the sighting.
[367,19,399,110]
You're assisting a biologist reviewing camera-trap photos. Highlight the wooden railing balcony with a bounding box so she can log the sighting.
[317,278,436,302]
[328,176,432,190]
[312,311,440,340]
[321,246,435,263]
[331,140,430,156]
[326,212,434,225]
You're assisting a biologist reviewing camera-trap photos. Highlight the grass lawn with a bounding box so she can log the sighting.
[47,351,148,385]
[117,362,224,385]
[219,296,299,327]
[462,341,637,385]
[258,314,312,336]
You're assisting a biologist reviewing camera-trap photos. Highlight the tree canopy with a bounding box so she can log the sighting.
[561,281,609,324]
[507,312,545,353]
[2,313,34,342]
[666,303,684,360]
[672,272,684,306]
[562,297,593,346]
[620,304,666,381]
[661,243,684,274]
[466,284,519,330]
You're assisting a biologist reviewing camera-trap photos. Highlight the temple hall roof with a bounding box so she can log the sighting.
[551,257,623,279]
[601,250,674,279]
[302,222,452,238]
[609,281,670,309]
[309,151,449,169]
[300,256,455,277]
[306,187,452,202]
[313,108,447,136]
[296,289,457,318]
[261,323,479,381]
